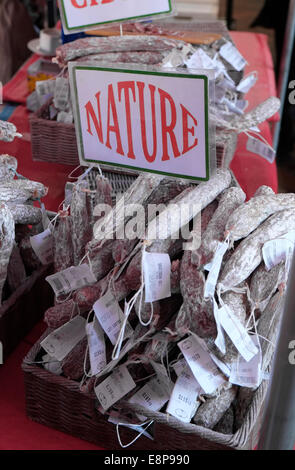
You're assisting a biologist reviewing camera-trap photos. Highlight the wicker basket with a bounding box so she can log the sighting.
[22,329,267,450]
[0,266,54,361]
[30,101,79,166]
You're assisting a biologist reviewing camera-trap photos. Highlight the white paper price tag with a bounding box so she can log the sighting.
[166,367,202,423]
[237,73,258,93]
[218,306,258,362]
[246,136,276,163]
[219,41,247,71]
[186,49,219,75]
[143,252,171,302]
[229,336,262,388]
[129,377,170,421]
[30,229,53,265]
[262,231,295,270]
[41,316,86,362]
[95,366,136,411]
[218,76,236,91]
[36,79,56,101]
[46,264,96,296]
[204,242,228,299]
[213,299,227,355]
[54,77,70,111]
[94,290,133,346]
[178,335,226,394]
[236,73,257,93]
[86,320,106,376]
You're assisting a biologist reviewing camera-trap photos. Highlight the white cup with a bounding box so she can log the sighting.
[40,28,61,55]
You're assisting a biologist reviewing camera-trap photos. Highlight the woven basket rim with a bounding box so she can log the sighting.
[22,328,267,450]
[0,265,51,318]
[30,113,75,129]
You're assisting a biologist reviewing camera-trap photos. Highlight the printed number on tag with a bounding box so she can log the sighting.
[46,264,96,296]
[143,251,171,302]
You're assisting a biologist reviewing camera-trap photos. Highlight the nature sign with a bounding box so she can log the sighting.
[69,64,210,181]
[59,0,173,34]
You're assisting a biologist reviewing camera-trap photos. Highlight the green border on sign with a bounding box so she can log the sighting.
[60,0,172,32]
[71,65,210,182]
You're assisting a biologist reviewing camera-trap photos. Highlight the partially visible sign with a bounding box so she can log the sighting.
[59,0,173,34]
[69,64,210,181]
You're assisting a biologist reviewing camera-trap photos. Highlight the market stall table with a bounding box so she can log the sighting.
[0,31,278,450]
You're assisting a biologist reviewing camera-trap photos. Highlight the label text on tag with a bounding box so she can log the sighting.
[143,252,171,302]
[262,232,295,271]
[218,305,258,362]
[166,367,202,423]
[129,377,170,421]
[86,320,106,376]
[229,336,262,387]
[94,290,133,345]
[246,136,276,164]
[178,335,226,394]
[41,316,86,362]
[30,229,53,265]
[46,264,96,296]
[95,366,136,410]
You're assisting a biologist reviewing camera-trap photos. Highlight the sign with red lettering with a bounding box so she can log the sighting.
[59,0,173,34]
[69,64,210,181]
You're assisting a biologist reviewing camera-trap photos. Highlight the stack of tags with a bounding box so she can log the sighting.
[27,77,73,124]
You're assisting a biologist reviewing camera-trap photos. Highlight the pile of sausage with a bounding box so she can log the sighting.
[38,32,248,132]
[40,169,291,436]
[0,154,48,304]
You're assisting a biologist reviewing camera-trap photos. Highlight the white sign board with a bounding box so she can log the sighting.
[59,0,173,34]
[69,64,210,182]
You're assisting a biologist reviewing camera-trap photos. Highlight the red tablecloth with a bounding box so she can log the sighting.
[0,31,279,451]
